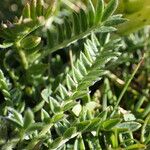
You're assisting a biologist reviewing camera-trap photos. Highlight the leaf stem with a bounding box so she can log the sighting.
[111,55,144,117]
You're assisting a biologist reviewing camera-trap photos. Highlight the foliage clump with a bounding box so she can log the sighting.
[0,0,150,149]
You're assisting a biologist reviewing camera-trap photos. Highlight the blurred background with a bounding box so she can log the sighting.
[0,0,25,21]
[0,0,86,22]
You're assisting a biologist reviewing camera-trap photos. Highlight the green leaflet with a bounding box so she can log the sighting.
[95,0,104,24]
[24,108,34,129]
[102,0,118,22]
[20,35,41,50]
[22,3,31,18]
[116,122,141,132]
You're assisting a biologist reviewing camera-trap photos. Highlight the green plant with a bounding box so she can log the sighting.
[0,0,150,149]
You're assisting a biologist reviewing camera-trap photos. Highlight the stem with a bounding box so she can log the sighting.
[111,56,144,117]
[141,98,150,118]
[141,113,150,143]
[134,89,149,112]
[106,71,150,100]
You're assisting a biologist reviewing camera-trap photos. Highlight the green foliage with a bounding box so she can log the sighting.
[0,0,150,150]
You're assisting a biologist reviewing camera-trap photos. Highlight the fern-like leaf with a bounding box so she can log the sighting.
[44,33,121,109]
[39,0,124,60]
